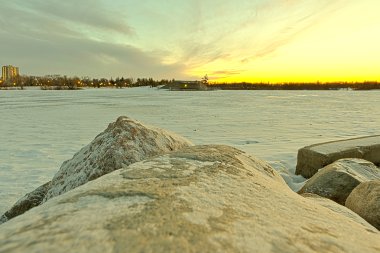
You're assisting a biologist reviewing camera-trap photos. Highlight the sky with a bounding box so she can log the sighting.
[0,0,379,82]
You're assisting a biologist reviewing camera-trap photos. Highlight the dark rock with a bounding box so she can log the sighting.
[0,181,51,224]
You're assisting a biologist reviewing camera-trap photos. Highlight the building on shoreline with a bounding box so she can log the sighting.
[1,65,20,81]
[161,80,209,91]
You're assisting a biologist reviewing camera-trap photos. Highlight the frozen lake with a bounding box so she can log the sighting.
[1,87,379,214]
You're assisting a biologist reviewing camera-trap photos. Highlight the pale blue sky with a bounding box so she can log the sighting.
[1,0,379,81]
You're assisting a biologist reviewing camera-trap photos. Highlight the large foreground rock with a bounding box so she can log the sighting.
[298,159,380,205]
[1,145,379,253]
[1,116,192,224]
[296,135,380,178]
[346,180,380,230]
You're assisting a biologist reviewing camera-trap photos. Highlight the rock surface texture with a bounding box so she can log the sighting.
[296,135,380,178]
[0,182,51,224]
[1,145,379,253]
[301,193,377,230]
[298,159,380,205]
[346,180,380,230]
[0,116,192,224]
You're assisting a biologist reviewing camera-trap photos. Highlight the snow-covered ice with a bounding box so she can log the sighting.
[1,87,380,213]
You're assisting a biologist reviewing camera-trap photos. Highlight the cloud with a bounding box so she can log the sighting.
[0,32,186,78]
[0,0,187,79]
[0,0,133,37]
[208,70,241,80]
[175,0,346,68]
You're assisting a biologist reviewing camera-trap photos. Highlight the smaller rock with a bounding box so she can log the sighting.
[0,181,51,224]
[298,159,380,205]
[346,180,380,230]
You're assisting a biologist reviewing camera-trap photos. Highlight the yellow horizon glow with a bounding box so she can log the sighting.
[186,1,380,83]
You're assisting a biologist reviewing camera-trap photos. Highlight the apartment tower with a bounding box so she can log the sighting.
[2,65,20,81]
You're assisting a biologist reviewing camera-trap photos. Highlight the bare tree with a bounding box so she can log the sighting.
[201,74,209,85]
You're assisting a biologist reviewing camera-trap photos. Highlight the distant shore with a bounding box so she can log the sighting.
[1,78,380,91]
[1,84,380,91]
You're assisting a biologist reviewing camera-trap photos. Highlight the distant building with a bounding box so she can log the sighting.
[161,80,209,91]
[45,74,61,79]
[2,65,20,81]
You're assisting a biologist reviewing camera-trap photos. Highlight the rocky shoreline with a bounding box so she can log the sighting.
[1,116,379,252]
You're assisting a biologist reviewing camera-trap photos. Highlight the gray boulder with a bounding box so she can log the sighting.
[346,180,380,230]
[296,135,380,178]
[1,116,192,224]
[298,158,380,205]
[1,145,379,253]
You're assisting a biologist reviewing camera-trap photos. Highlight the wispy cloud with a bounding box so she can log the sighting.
[1,0,134,37]
[176,0,345,71]
[0,32,186,78]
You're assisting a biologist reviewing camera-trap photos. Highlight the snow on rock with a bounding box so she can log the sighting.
[298,158,380,205]
[43,116,192,201]
[1,145,379,253]
[346,180,380,230]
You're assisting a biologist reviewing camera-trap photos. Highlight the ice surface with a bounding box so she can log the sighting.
[1,87,380,214]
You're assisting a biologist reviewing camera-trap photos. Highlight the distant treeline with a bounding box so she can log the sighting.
[0,75,172,89]
[210,81,380,90]
[1,75,380,90]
